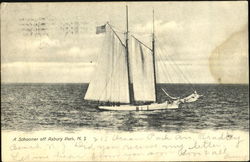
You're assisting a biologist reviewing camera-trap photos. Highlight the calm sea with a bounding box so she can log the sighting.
[1,83,249,132]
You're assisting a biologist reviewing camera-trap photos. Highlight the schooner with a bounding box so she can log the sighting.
[84,6,202,111]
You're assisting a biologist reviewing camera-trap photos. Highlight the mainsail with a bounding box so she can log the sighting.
[132,37,156,102]
[84,25,130,103]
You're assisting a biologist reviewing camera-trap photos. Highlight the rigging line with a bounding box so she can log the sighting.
[109,24,125,33]
[163,50,193,87]
[131,35,152,52]
[157,37,190,81]
[109,24,141,36]
[157,48,195,96]
[157,41,186,84]
[161,88,179,99]
[157,38,195,91]
[107,23,125,47]
[156,50,169,83]
[156,48,174,84]
[159,45,190,85]
[156,50,168,82]
[165,46,197,82]
[110,24,152,36]
[158,47,180,84]
[156,44,176,84]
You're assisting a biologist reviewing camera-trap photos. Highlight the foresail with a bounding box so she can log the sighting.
[84,25,130,103]
[131,37,156,102]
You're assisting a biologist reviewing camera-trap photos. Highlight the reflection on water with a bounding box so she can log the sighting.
[1,83,249,132]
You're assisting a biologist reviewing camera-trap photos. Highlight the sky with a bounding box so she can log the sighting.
[1,2,248,83]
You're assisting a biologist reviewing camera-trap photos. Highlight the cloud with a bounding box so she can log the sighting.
[68,46,81,54]
[56,47,99,63]
[1,2,247,83]
[2,34,100,63]
[12,36,60,51]
[132,20,183,35]
[36,36,60,49]
[1,62,95,83]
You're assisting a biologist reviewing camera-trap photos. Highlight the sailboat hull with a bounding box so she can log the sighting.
[98,101,180,111]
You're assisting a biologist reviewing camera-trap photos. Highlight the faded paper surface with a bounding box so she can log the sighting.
[1,2,249,161]
[2,130,249,161]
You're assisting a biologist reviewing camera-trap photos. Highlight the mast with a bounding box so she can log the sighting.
[125,5,134,104]
[152,9,158,102]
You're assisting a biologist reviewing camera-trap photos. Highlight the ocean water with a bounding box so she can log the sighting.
[1,83,249,132]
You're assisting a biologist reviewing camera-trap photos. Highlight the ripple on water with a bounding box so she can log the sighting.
[1,83,249,132]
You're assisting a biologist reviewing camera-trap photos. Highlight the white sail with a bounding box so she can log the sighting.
[131,37,156,102]
[84,25,130,103]
[84,7,202,111]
